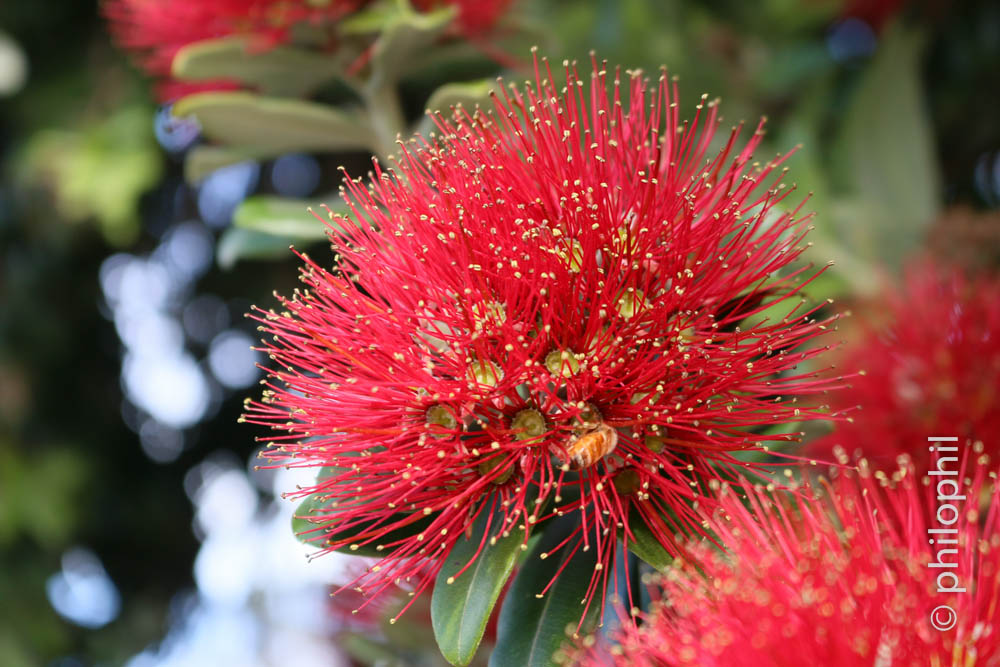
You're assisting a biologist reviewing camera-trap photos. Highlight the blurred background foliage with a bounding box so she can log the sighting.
[1,0,998,664]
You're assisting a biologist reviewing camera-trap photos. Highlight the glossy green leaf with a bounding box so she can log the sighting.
[173,92,375,154]
[368,5,456,86]
[431,507,525,666]
[216,227,296,269]
[233,195,347,241]
[338,0,402,34]
[290,493,333,548]
[424,79,496,115]
[490,516,600,667]
[830,23,941,271]
[400,11,547,78]
[172,37,345,96]
[620,506,674,571]
[291,493,436,557]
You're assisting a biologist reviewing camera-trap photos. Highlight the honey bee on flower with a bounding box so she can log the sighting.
[563,422,618,470]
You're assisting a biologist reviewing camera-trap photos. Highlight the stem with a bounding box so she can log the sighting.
[363,82,407,162]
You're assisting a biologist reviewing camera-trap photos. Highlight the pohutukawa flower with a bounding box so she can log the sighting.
[841,0,908,33]
[245,55,843,622]
[105,0,369,98]
[811,262,1000,473]
[575,452,1000,666]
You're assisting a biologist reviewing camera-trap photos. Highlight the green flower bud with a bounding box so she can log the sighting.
[467,358,502,387]
[612,468,641,495]
[644,434,666,453]
[544,349,581,378]
[511,408,547,441]
[478,456,514,485]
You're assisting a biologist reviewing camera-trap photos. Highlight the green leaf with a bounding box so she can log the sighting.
[173,92,375,155]
[424,79,496,115]
[620,506,674,571]
[291,493,436,557]
[491,516,600,667]
[431,507,525,666]
[233,195,348,241]
[830,22,941,271]
[368,5,456,87]
[290,493,334,547]
[216,227,297,269]
[172,37,346,96]
[338,0,404,34]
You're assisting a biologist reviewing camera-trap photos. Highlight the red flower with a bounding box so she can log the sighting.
[578,453,1000,666]
[105,0,367,98]
[245,56,843,622]
[811,262,1000,473]
[841,0,907,32]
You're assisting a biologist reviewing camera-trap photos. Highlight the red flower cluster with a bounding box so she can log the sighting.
[841,0,908,32]
[246,57,843,621]
[579,453,1000,666]
[812,263,1000,473]
[105,0,368,99]
[106,0,513,100]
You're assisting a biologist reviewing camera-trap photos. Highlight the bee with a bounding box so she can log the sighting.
[563,423,618,469]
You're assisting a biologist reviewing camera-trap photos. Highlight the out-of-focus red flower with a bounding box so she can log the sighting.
[811,262,1000,473]
[245,55,844,623]
[105,0,367,98]
[841,0,907,32]
[578,453,1000,665]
